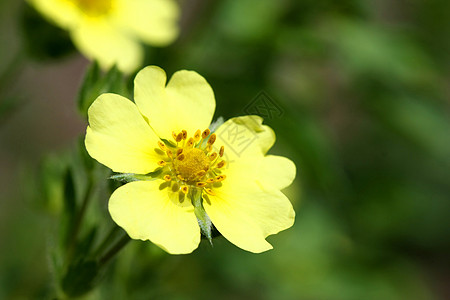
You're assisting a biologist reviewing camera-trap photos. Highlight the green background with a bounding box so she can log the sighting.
[0,0,449,299]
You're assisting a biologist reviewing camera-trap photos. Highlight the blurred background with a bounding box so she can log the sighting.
[0,0,449,299]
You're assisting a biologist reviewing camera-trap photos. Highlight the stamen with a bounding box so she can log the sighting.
[181,186,189,194]
[181,130,187,140]
[215,175,226,182]
[209,153,218,161]
[186,137,195,148]
[205,188,216,196]
[202,129,210,139]
[163,175,172,182]
[207,133,216,145]
[196,170,206,177]
[206,178,215,183]
[177,175,184,181]
[194,129,201,141]
[217,160,226,168]
[176,148,183,156]
[172,131,178,140]
[176,133,183,142]
[166,149,173,158]
[196,182,207,187]
[219,146,225,157]
[158,141,166,151]
[157,160,166,166]
[177,154,185,161]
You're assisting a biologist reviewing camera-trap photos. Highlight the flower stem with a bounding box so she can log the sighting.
[66,176,94,261]
[98,233,131,268]
[92,225,120,258]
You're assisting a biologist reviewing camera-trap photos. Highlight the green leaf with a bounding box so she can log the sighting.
[77,63,128,118]
[61,260,101,297]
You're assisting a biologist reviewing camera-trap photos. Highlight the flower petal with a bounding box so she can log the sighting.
[115,0,179,46]
[134,66,216,140]
[28,0,80,29]
[258,155,296,190]
[85,93,161,174]
[204,160,295,253]
[71,18,143,73]
[109,180,200,254]
[214,116,275,162]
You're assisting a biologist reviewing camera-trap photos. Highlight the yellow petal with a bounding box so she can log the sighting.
[204,160,295,253]
[85,93,161,174]
[28,0,81,29]
[134,66,216,140]
[115,0,179,46]
[71,18,143,73]
[109,180,200,254]
[258,155,296,190]
[214,116,275,162]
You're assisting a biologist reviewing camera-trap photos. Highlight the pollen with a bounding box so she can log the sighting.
[207,133,216,145]
[194,130,201,141]
[215,175,226,182]
[217,160,226,168]
[202,129,210,139]
[181,186,189,194]
[158,141,166,151]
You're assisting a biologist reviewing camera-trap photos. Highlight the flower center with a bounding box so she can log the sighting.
[173,148,209,182]
[155,128,227,197]
[69,0,113,16]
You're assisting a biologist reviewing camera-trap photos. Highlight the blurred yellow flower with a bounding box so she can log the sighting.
[85,66,296,254]
[28,0,179,73]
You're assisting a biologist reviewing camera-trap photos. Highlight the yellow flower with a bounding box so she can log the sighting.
[28,0,179,73]
[85,66,296,254]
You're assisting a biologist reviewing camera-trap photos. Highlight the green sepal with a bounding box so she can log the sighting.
[191,189,213,245]
[160,138,177,148]
[109,169,163,183]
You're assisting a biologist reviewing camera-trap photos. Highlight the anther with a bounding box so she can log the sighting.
[176,133,183,142]
[172,131,178,140]
[158,141,166,151]
[176,148,183,156]
[163,175,172,182]
[205,188,216,196]
[207,133,216,145]
[206,178,215,183]
[194,129,201,141]
[219,146,224,157]
[157,160,166,166]
[186,137,195,148]
[181,130,187,140]
[202,129,210,139]
[217,160,226,168]
[177,154,185,161]
[209,153,218,161]
[215,175,226,182]
[166,149,173,158]
[196,182,207,188]
[181,186,189,194]
[196,170,206,177]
